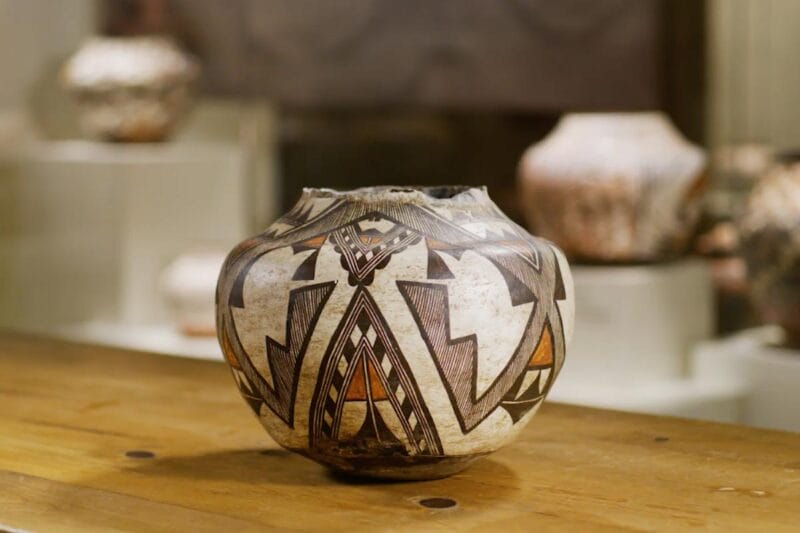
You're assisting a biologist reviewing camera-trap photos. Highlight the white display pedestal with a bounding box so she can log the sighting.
[549,378,744,423]
[563,260,713,380]
[692,327,800,432]
[0,99,277,360]
[548,259,745,422]
[1,141,247,329]
[56,320,222,361]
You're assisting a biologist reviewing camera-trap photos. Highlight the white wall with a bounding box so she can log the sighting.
[707,0,800,151]
[0,0,94,141]
[0,0,94,109]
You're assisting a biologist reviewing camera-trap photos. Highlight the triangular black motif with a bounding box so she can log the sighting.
[234,369,264,415]
[426,249,455,279]
[499,371,543,423]
[486,258,537,306]
[292,250,320,280]
[499,397,541,423]
[554,260,567,301]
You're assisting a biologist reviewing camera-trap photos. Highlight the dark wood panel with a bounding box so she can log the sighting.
[660,0,707,143]
[163,0,667,111]
[100,0,705,215]
[277,110,556,219]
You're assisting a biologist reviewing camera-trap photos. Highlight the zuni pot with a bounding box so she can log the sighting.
[216,186,574,479]
[518,112,707,262]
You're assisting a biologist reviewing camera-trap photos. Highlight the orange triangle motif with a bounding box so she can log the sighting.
[222,331,241,369]
[345,356,389,401]
[345,360,368,400]
[300,235,327,248]
[427,238,451,251]
[367,358,388,400]
[528,326,554,367]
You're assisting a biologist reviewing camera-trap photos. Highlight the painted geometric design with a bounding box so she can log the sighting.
[264,195,343,238]
[499,322,556,423]
[231,367,265,415]
[226,281,335,426]
[309,287,442,455]
[398,268,565,433]
[291,235,327,281]
[426,239,464,279]
[216,187,571,462]
[331,218,422,286]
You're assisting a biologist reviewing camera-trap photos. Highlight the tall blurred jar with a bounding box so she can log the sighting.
[740,155,800,348]
[518,112,707,263]
[62,36,198,142]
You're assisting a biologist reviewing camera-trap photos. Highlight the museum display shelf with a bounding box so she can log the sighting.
[547,259,747,423]
[54,320,222,361]
[0,138,255,337]
[692,326,800,432]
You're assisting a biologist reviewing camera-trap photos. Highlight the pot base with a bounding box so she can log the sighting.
[301,450,488,480]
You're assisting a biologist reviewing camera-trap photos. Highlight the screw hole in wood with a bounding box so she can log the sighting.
[125,450,155,459]
[419,497,457,509]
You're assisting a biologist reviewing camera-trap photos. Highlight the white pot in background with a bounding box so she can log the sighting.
[159,251,227,337]
[518,112,707,262]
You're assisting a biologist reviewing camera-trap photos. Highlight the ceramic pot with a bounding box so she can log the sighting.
[159,251,227,337]
[62,36,198,142]
[518,112,707,262]
[740,159,800,348]
[216,186,574,479]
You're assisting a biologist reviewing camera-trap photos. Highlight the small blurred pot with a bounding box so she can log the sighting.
[159,251,226,337]
[62,36,198,142]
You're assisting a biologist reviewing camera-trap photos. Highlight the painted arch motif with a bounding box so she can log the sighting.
[217,192,567,457]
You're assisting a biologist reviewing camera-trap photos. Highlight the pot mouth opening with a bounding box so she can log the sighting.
[301,185,489,204]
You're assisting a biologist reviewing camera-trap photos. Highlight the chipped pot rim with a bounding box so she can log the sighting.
[300,185,492,205]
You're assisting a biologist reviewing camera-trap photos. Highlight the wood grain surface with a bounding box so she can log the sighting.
[0,333,798,532]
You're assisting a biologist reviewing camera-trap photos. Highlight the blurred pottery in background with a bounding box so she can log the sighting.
[695,221,757,334]
[518,112,707,262]
[159,251,226,337]
[62,36,198,142]
[740,157,800,348]
[216,186,574,479]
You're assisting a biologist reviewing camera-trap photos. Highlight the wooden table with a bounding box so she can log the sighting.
[1,333,798,532]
